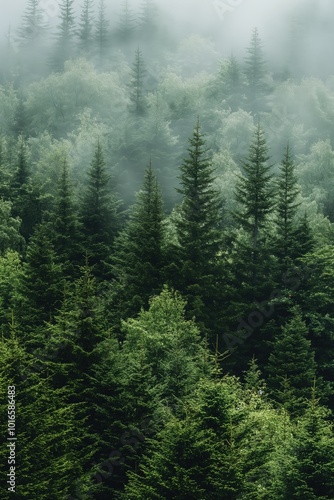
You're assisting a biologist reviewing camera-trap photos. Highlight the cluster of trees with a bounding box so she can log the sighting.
[0,0,334,497]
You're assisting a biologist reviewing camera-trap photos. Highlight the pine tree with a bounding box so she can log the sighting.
[244,27,267,111]
[112,162,165,319]
[95,0,110,61]
[50,158,82,276]
[169,120,224,336]
[129,47,148,116]
[265,308,317,416]
[77,0,95,55]
[52,0,76,72]
[80,142,120,279]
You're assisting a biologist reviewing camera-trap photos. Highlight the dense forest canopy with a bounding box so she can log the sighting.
[1,0,334,498]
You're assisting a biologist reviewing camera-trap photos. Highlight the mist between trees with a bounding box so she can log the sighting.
[0,0,334,498]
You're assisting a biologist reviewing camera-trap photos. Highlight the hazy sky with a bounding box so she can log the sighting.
[1,0,333,76]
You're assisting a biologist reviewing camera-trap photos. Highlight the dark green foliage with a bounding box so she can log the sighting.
[283,388,334,499]
[169,120,224,336]
[266,308,317,416]
[80,142,121,279]
[112,162,164,320]
[18,223,63,342]
[274,144,301,268]
[10,137,42,243]
[50,158,82,276]
[234,124,275,251]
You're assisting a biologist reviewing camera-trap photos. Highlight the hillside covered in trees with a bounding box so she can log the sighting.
[1,0,334,498]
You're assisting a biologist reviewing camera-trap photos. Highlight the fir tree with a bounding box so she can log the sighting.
[50,158,82,276]
[52,0,76,72]
[112,162,165,319]
[77,0,95,55]
[234,124,275,252]
[18,223,63,346]
[137,0,158,42]
[17,0,48,47]
[244,27,267,111]
[265,308,317,416]
[274,144,301,268]
[129,47,148,116]
[95,0,110,61]
[116,0,136,43]
[10,137,41,243]
[80,142,120,279]
[169,120,224,337]
[284,386,334,498]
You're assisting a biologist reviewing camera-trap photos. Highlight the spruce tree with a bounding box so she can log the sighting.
[17,0,48,47]
[116,0,136,43]
[265,308,317,416]
[138,0,158,42]
[77,0,95,55]
[274,144,301,269]
[112,162,164,319]
[234,124,275,252]
[52,0,76,72]
[50,158,82,277]
[284,386,334,498]
[169,119,224,337]
[244,27,267,111]
[18,223,63,347]
[80,142,120,279]
[10,137,41,243]
[214,54,245,111]
[95,0,110,61]
[129,47,148,116]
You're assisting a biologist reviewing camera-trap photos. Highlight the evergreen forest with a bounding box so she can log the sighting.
[1,0,334,498]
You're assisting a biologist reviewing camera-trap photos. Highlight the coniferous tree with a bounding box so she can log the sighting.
[95,0,110,62]
[112,162,164,320]
[50,158,82,276]
[116,0,136,43]
[52,0,76,72]
[169,120,224,337]
[17,0,48,47]
[274,144,301,268]
[283,386,334,498]
[10,137,41,243]
[244,27,267,111]
[77,0,95,55]
[80,142,120,279]
[213,54,245,111]
[138,0,158,42]
[18,223,63,346]
[129,47,148,116]
[265,308,317,416]
[234,124,275,253]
